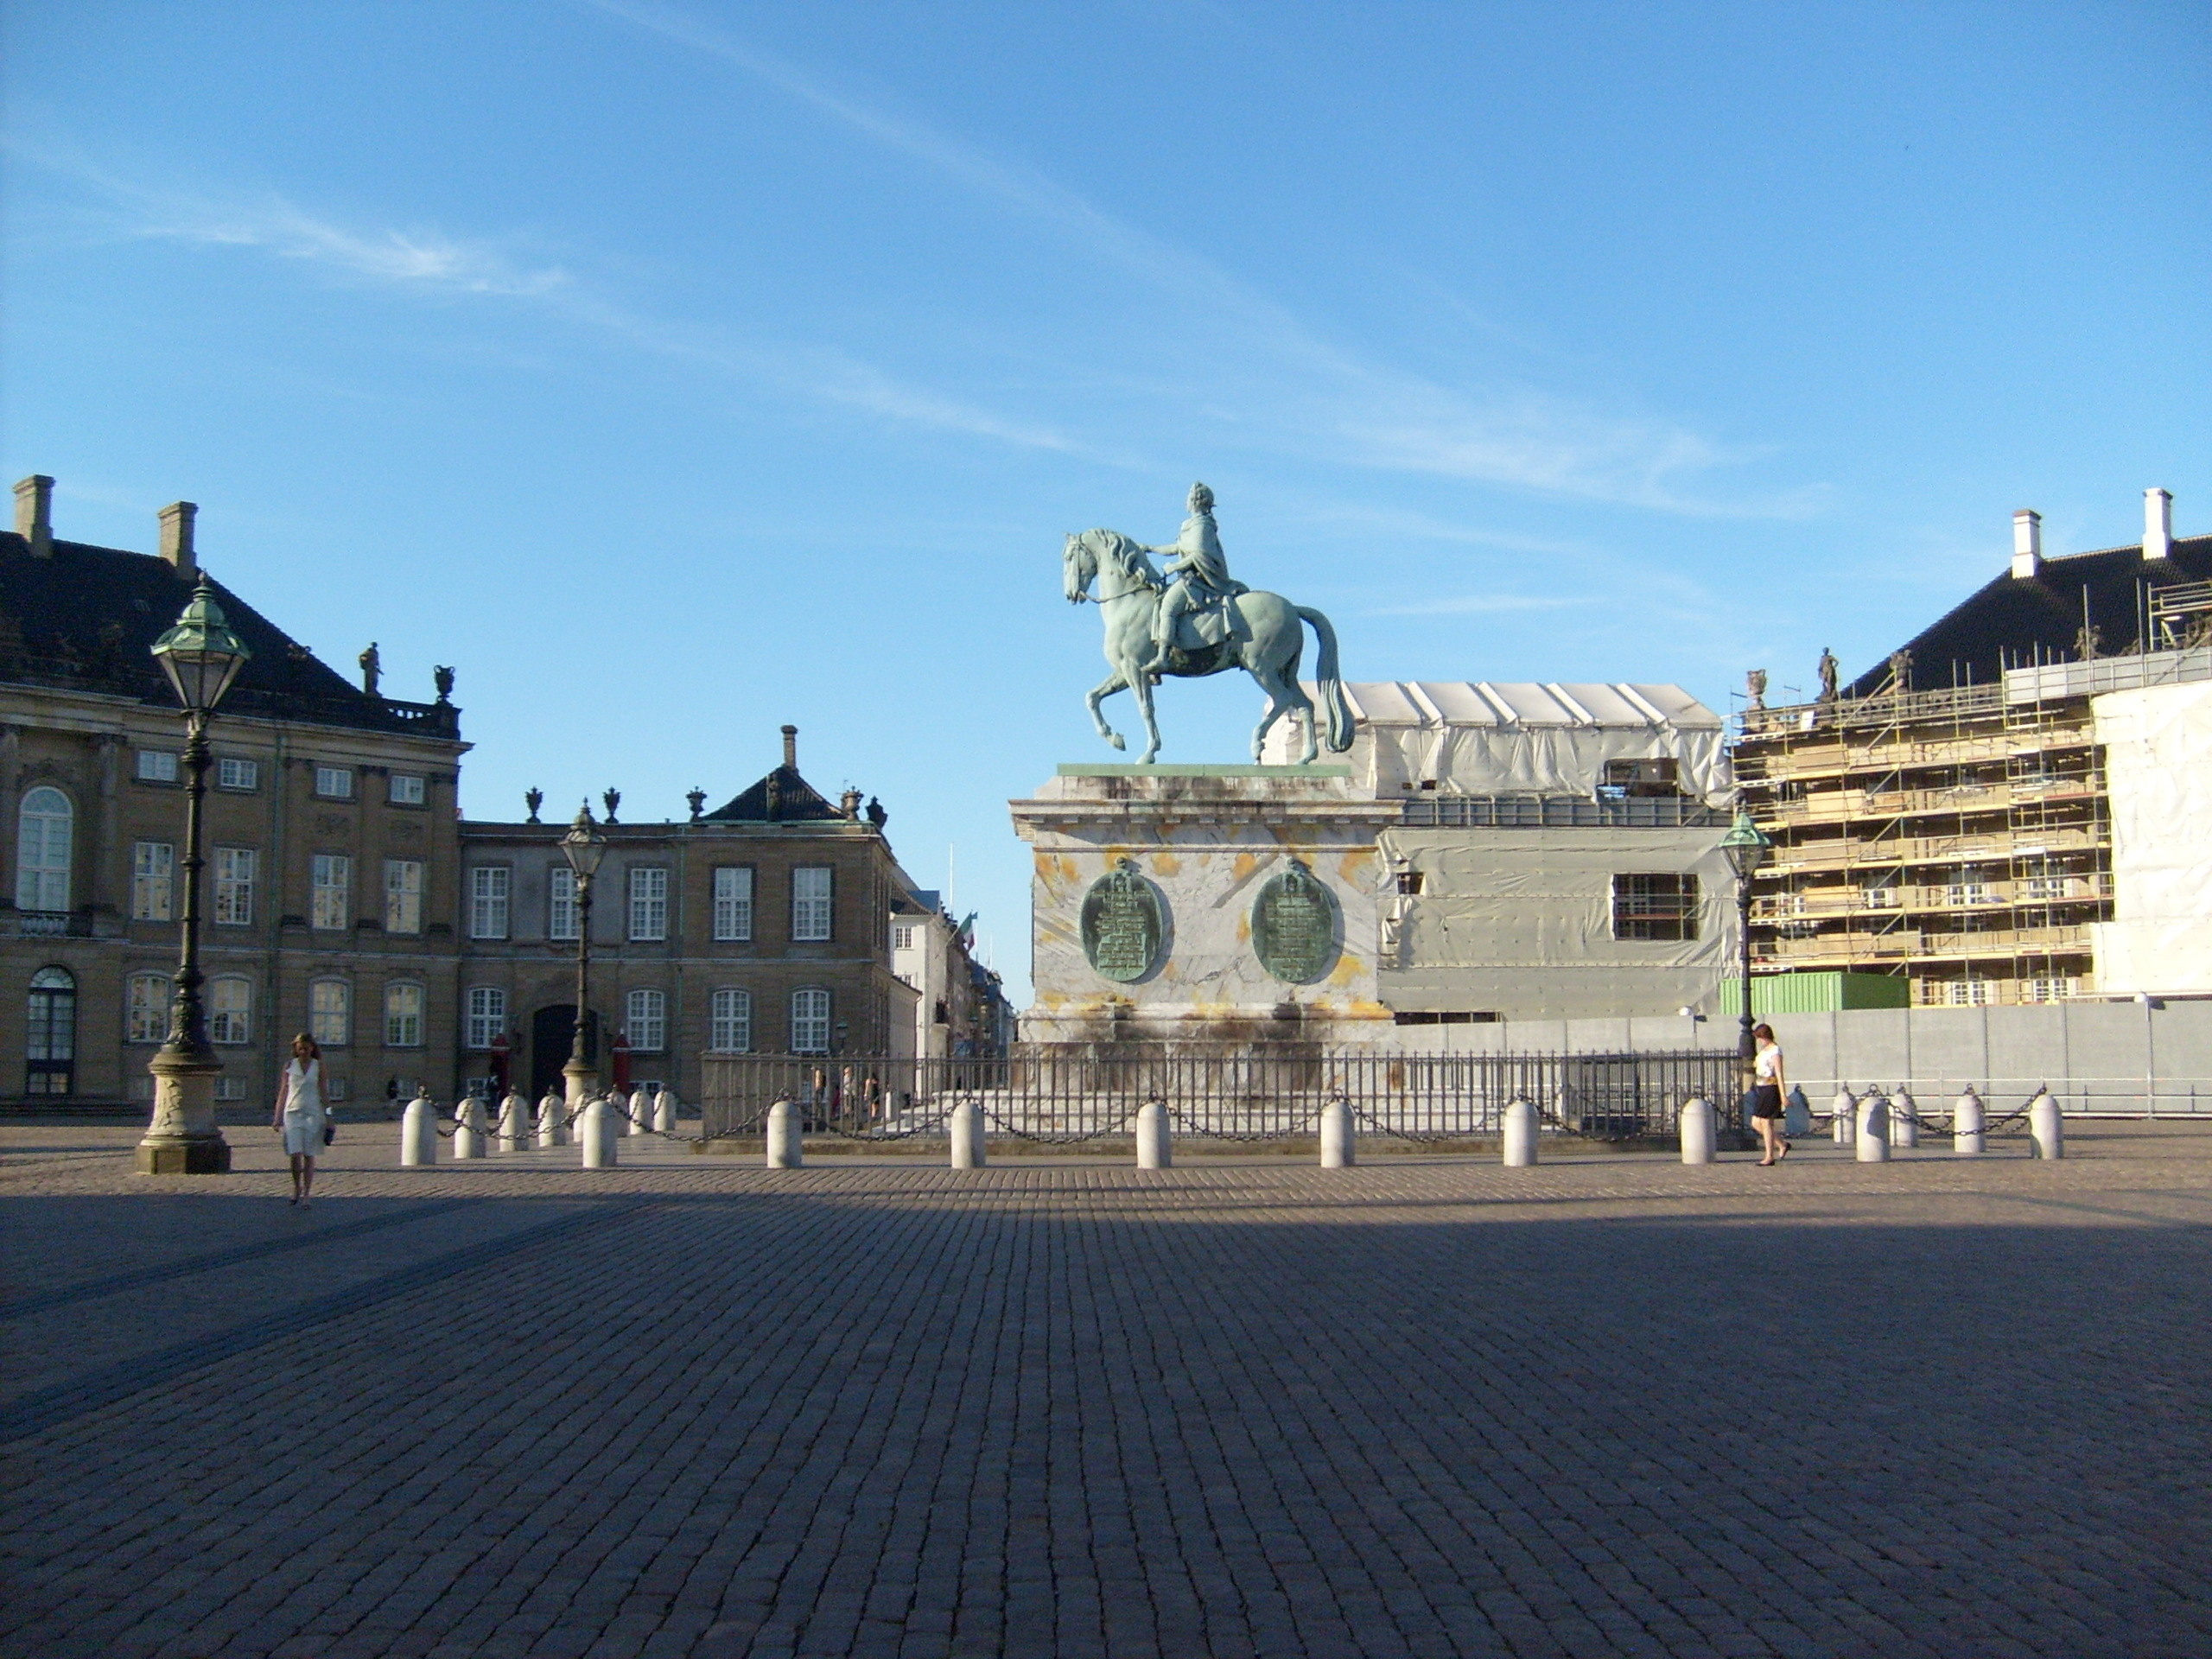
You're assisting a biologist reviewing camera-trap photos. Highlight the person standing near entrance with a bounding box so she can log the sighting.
[273,1033,330,1207]
[1751,1023,1790,1165]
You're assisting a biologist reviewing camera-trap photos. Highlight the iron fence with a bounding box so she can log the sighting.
[699,1049,1744,1144]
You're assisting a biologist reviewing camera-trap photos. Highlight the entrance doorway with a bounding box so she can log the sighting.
[530,1004,599,1101]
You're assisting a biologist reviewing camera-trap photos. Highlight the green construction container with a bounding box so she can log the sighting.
[1719,972,1909,1016]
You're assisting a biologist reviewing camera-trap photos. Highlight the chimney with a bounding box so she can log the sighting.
[13,475,54,558]
[2011,509,2043,579]
[781,723,798,770]
[2144,487,2172,562]
[158,501,198,579]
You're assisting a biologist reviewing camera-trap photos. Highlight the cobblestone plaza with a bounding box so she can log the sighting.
[3,1125,2209,1658]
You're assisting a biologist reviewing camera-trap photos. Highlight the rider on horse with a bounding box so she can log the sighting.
[1141,481,1246,675]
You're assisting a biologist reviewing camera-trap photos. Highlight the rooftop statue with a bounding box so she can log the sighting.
[1063,481,1353,765]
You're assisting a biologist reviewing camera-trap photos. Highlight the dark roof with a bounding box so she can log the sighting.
[1847,534,2212,697]
[0,531,461,740]
[702,764,845,823]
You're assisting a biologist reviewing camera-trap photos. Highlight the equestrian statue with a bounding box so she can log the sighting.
[1063,482,1354,765]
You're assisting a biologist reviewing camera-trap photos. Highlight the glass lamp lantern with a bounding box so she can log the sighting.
[560,804,607,880]
[1719,810,1773,886]
[149,575,251,713]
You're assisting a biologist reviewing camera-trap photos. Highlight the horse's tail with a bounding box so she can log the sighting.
[1295,607,1355,753]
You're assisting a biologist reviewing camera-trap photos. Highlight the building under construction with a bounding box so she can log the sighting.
[1733,489,2212,1008]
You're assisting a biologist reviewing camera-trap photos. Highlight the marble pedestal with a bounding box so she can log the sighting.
[137,1049,232,1175]
[1009,765,1398,1050]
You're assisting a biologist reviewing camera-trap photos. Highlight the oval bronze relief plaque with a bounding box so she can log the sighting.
[1081,858,1165,982]
[1250,859,1338,984]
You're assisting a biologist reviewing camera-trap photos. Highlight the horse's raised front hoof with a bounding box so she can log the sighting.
[1108,734,1126,752]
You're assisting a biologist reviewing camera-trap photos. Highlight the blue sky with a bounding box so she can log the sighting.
[5,1,2207,1001]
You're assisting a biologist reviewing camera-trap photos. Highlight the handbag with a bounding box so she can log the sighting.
[323,1116,337,1147]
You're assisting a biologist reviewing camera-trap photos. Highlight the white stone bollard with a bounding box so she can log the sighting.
[1783,1085,1811,1140]
[623,1087,649,1136]
[498,1091,529,1152]
[1319,1097,1356,1168]
[1833,1087,1857,1148]
[653,1088,677,1134]
[401,1092,438,1166]
[1135,1101,1173,1169]
[454,1096,487,1160]
[1953,1087,1985,1157]
[1889,1089,1918,1149]
[949,1099,987,1168]
[2030,1089,2064,1160]
[1679,1096,1716,1165]
[537,1089,567,1149]
[1502,1096,1539,1167]
[765,1099,804,1168]
[579,1097,616,1167]
[1856,1092,1891,1162]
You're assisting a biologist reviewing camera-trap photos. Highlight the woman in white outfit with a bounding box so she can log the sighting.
[273,1033,330,1207]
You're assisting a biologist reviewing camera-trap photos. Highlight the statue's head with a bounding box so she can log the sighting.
[1188,481,1214,514]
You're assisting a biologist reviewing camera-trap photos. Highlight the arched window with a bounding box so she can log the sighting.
[208,976,252,1046]
[16,786,73,914]
[709,988,752,1053]
[385,982,425,1048]
[309,978,351,1047]
[626,988,666,1052]
[27,966,76,1095]
[790,987,830,1055]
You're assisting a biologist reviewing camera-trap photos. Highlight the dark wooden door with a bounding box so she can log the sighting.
[530,1004,599,1101]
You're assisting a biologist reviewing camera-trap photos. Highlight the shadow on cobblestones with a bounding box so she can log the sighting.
[3,1167,2210,1659]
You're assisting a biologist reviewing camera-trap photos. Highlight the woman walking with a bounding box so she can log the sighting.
[273,1033,330,1207]
[1751,1022,1790,1165]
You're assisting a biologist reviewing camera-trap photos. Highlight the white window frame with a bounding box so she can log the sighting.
[15,786,73,913]
[893,925,917,951]
[628,867,670,942]
[791,867,833,943]
[548,866,579,943]
[131,841,175,923]
[314,765,354,800]
[213,846,257,927]
[136,750,179,783]
[469,866,512,940]
[790,987,831,1054]
[385,982,425,1049]
[626,988,667,1052]
[308,978,352,1047]
[126,972,168,1043]
[384,859,423,935]
[709,988,753,1053]
[712,867,754,942]
[208,975,252,1046]
[311,854,353,932]
[216,757,259,791]
[465,986,507,1052]
[388,773,427,806]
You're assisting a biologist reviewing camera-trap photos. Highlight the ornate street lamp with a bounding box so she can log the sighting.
[138,575,251,1174]
[1719,810,1776,1096]
[559,804,608,1112]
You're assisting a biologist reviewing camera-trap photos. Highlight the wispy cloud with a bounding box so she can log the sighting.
[1366,594,1597,618]
[588,0,1814,516]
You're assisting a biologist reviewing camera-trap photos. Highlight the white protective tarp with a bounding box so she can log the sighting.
[1271,681,1735,804]
[2091,679,2212,995]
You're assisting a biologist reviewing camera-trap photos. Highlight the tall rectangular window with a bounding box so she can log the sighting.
[712,868,754,942]
[791,867,833,943]
[626,988,667,1052]
[208,976,252,1045]
[1611,873,1699,942]
[311,854,352,931]
[469,867,511,939]
[385,982,425,1047]
[628,867,669,942]
[893,925,917,951]
[548,867,579,942]
[126,973,168,1043]
[709,988,752,1052]
[384,859,423,934]
[314,766,353,800]
[466,986,507,1051]
[388,773,426,805]
[309,979,351,1047]
[131,842,175,922]
[217,757,259,791]
[790,988,831,1053]
[213,847,257,927]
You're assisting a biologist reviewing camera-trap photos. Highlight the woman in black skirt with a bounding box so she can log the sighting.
[1751,1022,1789,1165]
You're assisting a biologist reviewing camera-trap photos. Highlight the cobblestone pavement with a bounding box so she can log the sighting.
[3,1122,2210,1658]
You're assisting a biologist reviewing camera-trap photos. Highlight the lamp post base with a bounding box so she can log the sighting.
[138,1046,232,1176]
